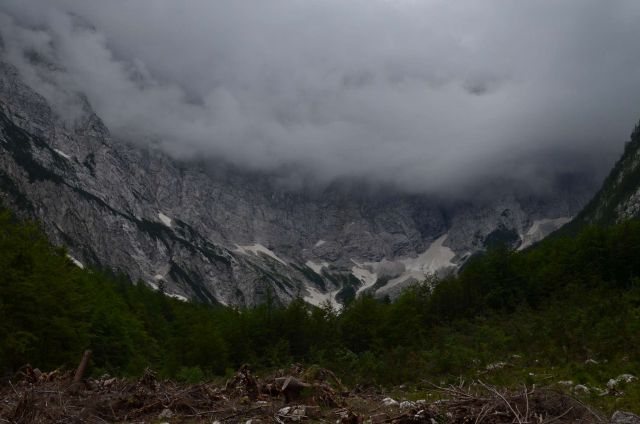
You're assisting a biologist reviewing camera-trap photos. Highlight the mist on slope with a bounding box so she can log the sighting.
[1,0,639,196]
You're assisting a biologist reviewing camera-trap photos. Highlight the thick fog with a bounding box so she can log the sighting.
[1,0,640,194]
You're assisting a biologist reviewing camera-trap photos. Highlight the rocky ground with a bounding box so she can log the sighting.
[1,364,630,424]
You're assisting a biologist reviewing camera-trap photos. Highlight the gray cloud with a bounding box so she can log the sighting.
[1,0,639,195]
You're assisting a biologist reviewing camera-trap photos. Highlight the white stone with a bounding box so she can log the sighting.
[381,397,399,407]
[399,400,416,409]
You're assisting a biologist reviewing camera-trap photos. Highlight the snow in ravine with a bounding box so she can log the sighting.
[303,285,341,310]
[53,148,72,160]
[381,234,456,291]
[352,261,378,295]
[158,212,173,227]
[519,217,572,250]
[234,243,288,266]
[305,260,329,275]
[351,234,456,296]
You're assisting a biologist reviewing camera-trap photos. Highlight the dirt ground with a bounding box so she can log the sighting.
[0,364,607,423]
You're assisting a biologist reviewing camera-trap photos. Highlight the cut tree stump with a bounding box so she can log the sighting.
[275,376,311,403]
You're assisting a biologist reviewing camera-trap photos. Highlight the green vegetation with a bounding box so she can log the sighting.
[568,120,640,227]
[1,208,640,412]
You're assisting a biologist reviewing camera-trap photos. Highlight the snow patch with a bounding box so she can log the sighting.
[146,278,187,302]
[352,261,378,295]
[234,243,288,266]
[349,234,455,296]
[305,260,329,274]
[67,255,84,269]
[381,234,456,292]
[303,285,341,310]
[158,212,173,227]
[166,292,188,302]
[53,148,71,160]
[519,216,572,250]
[314,240,326,247]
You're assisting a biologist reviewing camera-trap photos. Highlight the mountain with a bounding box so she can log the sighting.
[569,122,640,226]
[0,59,594,306]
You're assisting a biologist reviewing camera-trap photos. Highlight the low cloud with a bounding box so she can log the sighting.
[1,0,639,195]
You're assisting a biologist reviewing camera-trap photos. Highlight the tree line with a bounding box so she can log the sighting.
[1,208,640,385]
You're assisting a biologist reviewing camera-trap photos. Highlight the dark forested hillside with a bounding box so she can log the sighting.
[2,205,640,396]
[568,121,640,228]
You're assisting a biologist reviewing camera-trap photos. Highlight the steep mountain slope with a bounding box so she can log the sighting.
[569,122,640,226]
[0,59,594,306]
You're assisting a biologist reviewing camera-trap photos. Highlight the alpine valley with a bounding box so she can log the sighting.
[0,55,603,307]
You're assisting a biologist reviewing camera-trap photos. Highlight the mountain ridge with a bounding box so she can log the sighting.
[0,58,594,305]
[569,121,640,227]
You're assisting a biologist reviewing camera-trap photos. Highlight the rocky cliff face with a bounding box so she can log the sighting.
[0,59,594,306]
[570,122,640,227]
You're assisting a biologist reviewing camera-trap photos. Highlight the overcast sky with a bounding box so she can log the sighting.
[1,0,639,194]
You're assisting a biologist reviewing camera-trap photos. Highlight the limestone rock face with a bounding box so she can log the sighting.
[0,60,593,306]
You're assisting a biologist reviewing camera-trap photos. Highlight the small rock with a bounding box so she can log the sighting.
[608,374,637,390]
[291,407,305,418]
[158,408,173,419]
[585,358,599,365]
[399,400,416,410]
[557,380,573,387]
[381,397,399,407]
[612,411,640,424]
[278,406,292,415]
[620,374,637,383]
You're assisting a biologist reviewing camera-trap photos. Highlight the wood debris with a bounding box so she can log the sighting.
[0,365,606,423]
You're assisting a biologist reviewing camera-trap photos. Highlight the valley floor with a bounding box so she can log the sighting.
[1,363,634,423]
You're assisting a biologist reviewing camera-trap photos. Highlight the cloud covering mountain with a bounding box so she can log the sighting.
[1,0,639,194]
